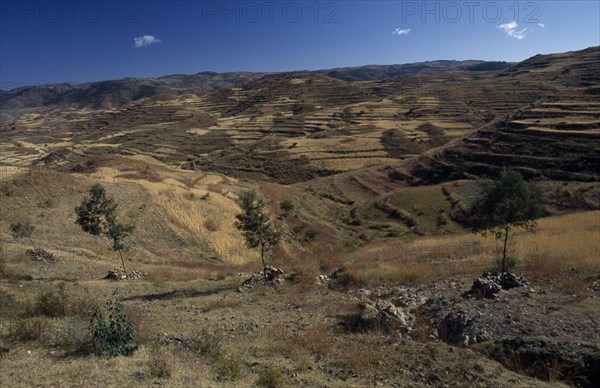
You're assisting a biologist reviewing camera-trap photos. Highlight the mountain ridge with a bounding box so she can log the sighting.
[0,60,515,118]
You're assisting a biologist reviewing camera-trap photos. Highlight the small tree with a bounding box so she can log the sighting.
[279,200,294,216]
[235,190,282,280]
[469,170,544,287]
[10,221,35,246]
[75,183,134,272]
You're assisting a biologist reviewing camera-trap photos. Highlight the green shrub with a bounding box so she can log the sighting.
[35,289,65,317]
[89,291,138,357]
[304,229,319,242]
[280,200,294,213]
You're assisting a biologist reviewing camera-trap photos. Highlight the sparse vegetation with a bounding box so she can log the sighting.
[89,291,138,357]
[235,189,282,280]
[10,221,35,246]
[469,170,544,287]
[0,46,598,387]
[75,183,134,272]
[279,200,294,216]
[256,366,284,388]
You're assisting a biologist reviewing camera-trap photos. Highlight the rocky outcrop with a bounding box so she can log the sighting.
[346,299,412,335]
[438,308,487,346]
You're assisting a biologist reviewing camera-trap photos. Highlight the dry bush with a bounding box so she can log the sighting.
[213,351,242,381]
[412,314,432,343]
[305,325,330,356]
[283,252,319,289]
[270,324,300,357]
[206,184,223,194]
[45,317,93,354]
[146,266,202,283]
[204,219,219,232]
[256,366,284,388]
[8,317,50,342]
[193,329,223,358]
[339,335,383,376]
[560,278,589,298]
[126,305,154,345]
[201,295,242,313]
[0,243,5,274]
[34,289,66,317]
[526,252,564,279]
[147,346,174,379]
[340,261,439,288]
[29,283,95,319]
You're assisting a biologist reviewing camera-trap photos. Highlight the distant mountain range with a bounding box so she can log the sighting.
[0,60,513,117]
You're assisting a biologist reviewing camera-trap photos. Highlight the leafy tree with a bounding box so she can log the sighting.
[235,190,282,280]
[10,221,35,246]
[75,183,134,272]
[469,170,544,287]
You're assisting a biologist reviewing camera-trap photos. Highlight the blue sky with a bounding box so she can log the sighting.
[1,1,599,87]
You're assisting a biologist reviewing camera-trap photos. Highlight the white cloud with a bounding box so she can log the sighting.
[498,21,527,40]
[133,35,162,48]
[392,28,411,36]
[537,23,545,28]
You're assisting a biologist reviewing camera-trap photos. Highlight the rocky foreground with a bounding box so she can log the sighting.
[223,267,600,386]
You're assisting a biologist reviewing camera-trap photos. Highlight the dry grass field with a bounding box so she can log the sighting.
[0,161,598,387]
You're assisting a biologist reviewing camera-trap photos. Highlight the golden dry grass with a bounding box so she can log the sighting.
[516,211,600,278]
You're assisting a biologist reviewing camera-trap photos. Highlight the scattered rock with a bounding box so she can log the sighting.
[438,308,487,346]
[25,248,57,262]
[237,266,288,292]
[324,267,355,290]
[164,333,195,348]
[105,267,147,280]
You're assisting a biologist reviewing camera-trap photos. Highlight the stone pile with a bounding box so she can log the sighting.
[465,271,525,299]
[238,266,288,292]
[26,248,57,262]
[105,267,146,280]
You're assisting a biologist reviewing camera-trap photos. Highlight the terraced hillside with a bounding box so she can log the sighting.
[306,46,600,202]
[1,47,598,187]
